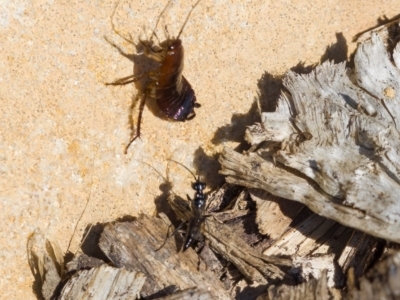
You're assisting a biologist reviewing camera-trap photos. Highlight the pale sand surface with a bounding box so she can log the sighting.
[0,0,398,298]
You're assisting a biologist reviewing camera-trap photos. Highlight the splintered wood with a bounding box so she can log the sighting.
[60,265,146,300]
[220,31,400,243]
[41,215,225,299]
[98,215,229,299]
[261,252,400,300]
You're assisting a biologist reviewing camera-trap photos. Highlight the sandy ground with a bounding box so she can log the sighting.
[0,0,398,298]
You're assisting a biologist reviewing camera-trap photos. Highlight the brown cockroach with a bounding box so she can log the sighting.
[106,0,202,154]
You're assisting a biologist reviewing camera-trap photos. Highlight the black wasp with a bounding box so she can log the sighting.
[182,174,206,251]
[157,160,207,252]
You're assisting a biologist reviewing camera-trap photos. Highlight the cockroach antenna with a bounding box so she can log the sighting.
[149,0,172,42]
[177,0,202,39]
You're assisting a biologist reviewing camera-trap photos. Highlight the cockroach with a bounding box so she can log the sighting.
[106,0,202,153]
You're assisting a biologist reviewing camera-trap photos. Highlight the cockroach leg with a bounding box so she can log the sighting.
[104,35,135,62]
[105,70,159,86]
[109,1,134,45]
[124,92,147,154]
[105,73,142,86]
[147,71,160,81]
[124,81,158,153]
[139,40,165,62]
[186,113,196,121]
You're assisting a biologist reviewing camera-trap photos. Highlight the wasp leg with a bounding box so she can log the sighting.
[154,221,187,252]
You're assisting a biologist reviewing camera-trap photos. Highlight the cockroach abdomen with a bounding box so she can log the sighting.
[157,76,198,121]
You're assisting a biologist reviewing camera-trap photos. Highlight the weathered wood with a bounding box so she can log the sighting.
[59,265,145,300]
[204,219,288,284]
[249,189,361,288]
[154,287,213,300]
[259,252,400,300]
[337,231,384,280]
[258,270,337,300]
[99,215,230,299]
[249,189,305,239]
[220,33,400,243]
[354,19,400,44]
[66,253,105,273]
[27,229,64,300]
[347,252,400,299]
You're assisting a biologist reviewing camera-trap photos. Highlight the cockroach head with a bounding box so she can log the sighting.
[167,39,182,51]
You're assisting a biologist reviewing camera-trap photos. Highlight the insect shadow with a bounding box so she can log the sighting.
[105,0,202,154]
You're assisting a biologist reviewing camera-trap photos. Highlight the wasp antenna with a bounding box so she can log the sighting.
[139,160,165,181]
[168,159,198,182]
[150,0,173,42]
[176,0,202,39]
